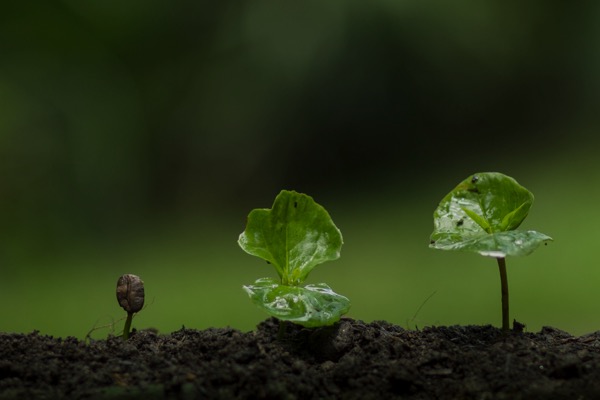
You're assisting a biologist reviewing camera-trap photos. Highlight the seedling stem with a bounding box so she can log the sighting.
[497,257,509,331]
[278,320,287,341]
[123,312,133,340]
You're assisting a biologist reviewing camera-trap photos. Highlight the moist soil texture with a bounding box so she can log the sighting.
[1,318,600,399]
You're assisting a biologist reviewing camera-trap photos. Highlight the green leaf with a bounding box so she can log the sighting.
[431,230,553,257]
[430,172,552,257]
[238,190,343,285]
[243,278,351,327]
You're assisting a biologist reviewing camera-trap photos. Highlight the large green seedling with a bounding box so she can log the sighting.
[430,172,552,331]
[238,190,350,328]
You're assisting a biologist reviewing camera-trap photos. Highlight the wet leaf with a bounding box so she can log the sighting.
[430,172,552,257]
[243,278,351,327]
[238,190,343,285]
[431,230,552,257]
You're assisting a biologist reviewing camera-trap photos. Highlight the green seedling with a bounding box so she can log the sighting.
[116,274,145,340]
[238,190,351,328]
[429,172,552,331]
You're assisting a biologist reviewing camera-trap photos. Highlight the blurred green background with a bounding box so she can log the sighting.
[1,1,599,338]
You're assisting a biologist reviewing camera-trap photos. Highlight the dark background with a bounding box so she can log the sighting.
[1,1,599,337]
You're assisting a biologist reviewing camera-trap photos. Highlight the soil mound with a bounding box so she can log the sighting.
[1,319,599,399]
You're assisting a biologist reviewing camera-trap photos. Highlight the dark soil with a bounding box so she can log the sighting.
[1,318,600,399]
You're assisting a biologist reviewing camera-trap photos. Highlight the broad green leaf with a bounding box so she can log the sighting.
[431,230,552,257]
[430,172,552,257]
[238,190,343,285]
[243,277,351,327]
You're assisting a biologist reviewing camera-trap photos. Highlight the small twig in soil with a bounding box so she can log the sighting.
[85,316,121,343]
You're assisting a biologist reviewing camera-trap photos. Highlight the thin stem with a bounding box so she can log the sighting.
[497,257,509,332]
[277,320,287,341]
[122,312,133,340]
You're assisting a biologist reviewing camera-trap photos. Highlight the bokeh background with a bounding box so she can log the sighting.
[1,1,599,338]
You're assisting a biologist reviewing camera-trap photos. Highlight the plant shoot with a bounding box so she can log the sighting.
[238,190,350,327]
[429,172,552,331]
[116,274,145,340]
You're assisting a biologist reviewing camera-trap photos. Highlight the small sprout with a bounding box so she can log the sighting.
[238,190,350,328]
[116,274,145,340]
[429,172,552,331]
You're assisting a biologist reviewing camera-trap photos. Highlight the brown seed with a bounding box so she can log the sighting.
[116,274,145,313]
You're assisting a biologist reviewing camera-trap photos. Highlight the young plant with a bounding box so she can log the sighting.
[429,172,552,331]
[238,190,351,328]
[116,274,145,340]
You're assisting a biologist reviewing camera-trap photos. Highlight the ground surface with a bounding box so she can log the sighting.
[1,318,600,399]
